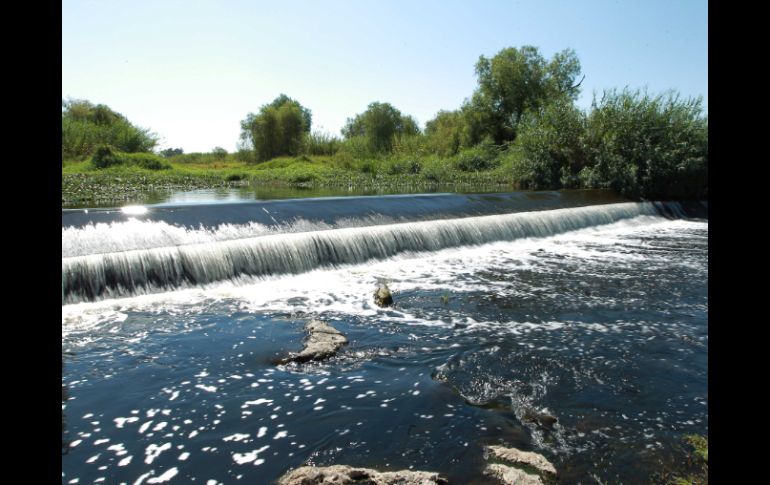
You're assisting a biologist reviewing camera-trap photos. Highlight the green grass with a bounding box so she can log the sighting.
[62,151,519,206]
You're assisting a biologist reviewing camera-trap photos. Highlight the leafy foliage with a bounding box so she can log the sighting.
[64,45,708,202]
[240,95,312,162]
[62,99,159,158]
[424,110,467,156]
[303,131,342,156]
[160,148,184,158]
[342,102,420,154]
[580,89,708,199]
[463,46,582,144]
[511,89,707,199]
[513,98,587,189]
[91,144,170,170]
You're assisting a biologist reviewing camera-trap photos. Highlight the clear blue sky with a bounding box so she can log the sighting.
[62,0,707,153]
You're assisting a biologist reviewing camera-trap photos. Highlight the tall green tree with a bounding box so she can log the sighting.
[424,110,467,156]
[342,102,420,154]
[61,98,159,158]
[464,46,583,145]
[240,95,312,161]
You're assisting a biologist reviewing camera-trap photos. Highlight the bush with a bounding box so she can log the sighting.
[91,145,122,168]
[303,131,341,156]
[124,153,171,170]
[91,146,170,170]
[62,99,158,158]
[288,171,316,184]
[338,135,374,160]
[452,141,501,172]
[582,89,708,199]
[513,99,587,189]
[384,158,421,175]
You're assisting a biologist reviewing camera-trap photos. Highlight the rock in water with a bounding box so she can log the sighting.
[522,408,558,430]
[278,320,348,364]
[484,463,544,485]
[485,445,557,477]
[277,465,448,485]
[374,284,393,307]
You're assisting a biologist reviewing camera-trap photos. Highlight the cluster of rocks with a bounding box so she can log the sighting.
[276,445,556,484]
[483,445,557,484]
[277,465,447,485]
[274,285,558,484]
[277,284,394,365]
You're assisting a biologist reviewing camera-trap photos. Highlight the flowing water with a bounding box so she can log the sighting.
[61,191,707,484]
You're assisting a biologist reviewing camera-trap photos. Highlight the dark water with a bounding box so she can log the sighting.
[61,193,707,484]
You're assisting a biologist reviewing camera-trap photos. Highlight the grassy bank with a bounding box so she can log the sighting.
[61,153,519,206]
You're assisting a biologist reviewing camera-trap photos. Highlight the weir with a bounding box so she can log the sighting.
[61,190,629,229]
[62,200,705,304]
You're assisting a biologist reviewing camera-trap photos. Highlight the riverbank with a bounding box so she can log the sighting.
[62,155,518,207]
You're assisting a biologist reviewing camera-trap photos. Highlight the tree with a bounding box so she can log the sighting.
[424,110,467,156]
[61,98,159,158]
[267,94,312,133]
[240,95,312,162]
[342,102,420,154]
[212,147,228,159]
[464,46,582,145]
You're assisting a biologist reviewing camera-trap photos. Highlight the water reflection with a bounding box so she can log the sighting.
[63,184,523,209]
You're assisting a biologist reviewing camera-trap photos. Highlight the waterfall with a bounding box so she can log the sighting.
[62,201,688,303]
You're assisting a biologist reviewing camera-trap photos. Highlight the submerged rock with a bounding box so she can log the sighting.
[484,463,543,485]
[278,320,348,364]
[485,445,557,477]
[374,284,394,307]
[521,409,558,430]
[277,465,447,485]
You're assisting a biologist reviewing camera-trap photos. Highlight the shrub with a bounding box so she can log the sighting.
[303,131,341,156]
[125,153,171,170]
[582,89,708,199]
[91,146,170,170]
[62,99,158,158]
[91,145,121,168]
[452,141,501,172]
[513,99,587,189]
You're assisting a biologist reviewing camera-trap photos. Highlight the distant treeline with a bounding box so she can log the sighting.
[62,45,707,199]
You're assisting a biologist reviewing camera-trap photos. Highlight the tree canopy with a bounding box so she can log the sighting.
[463,46,582,145]
[240,95,312,162]
[61,98,159,158]
[342,102,420,154]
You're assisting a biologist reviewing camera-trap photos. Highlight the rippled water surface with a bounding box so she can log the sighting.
[62,213,707,484]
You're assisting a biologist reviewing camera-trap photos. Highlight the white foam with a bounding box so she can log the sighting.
[232,445,269,465]
[144,442,172,465]
[222,433,250,442]
[147,467,178,483]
